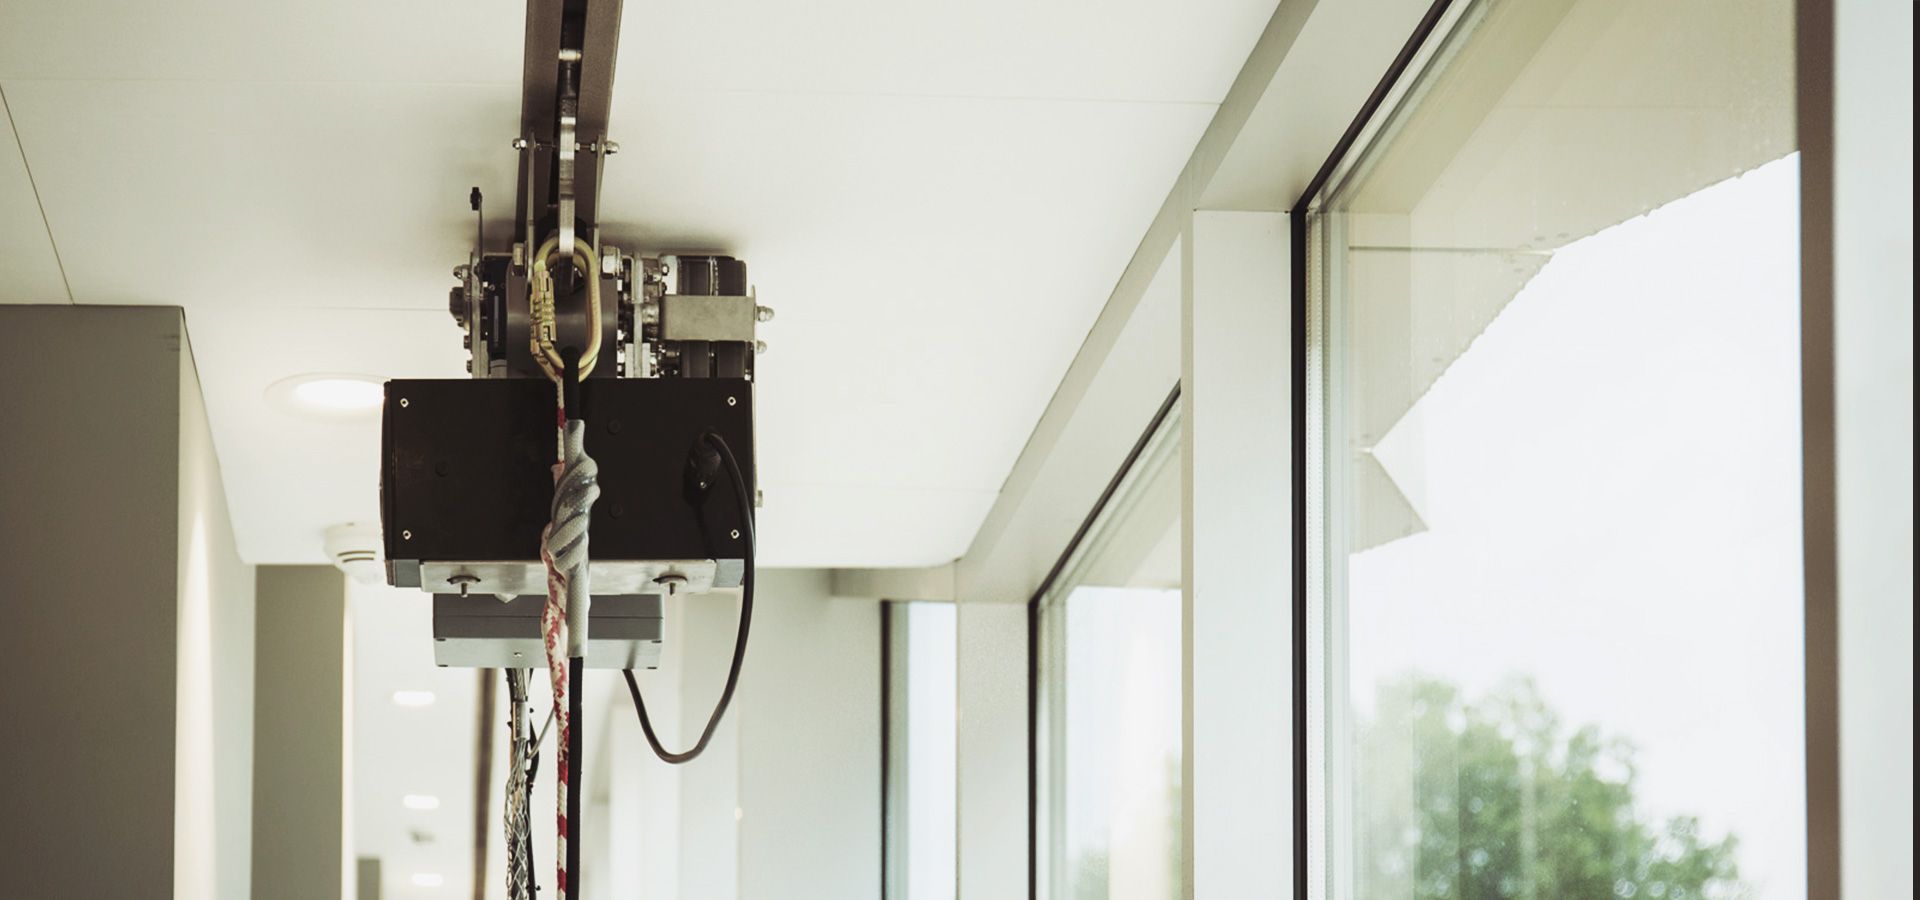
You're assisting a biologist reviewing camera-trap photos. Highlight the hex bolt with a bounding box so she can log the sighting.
[754,340,768,354]
[512,137,530,150]
[755,305,775,323]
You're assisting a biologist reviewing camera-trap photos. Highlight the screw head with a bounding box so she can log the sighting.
[755,305,775,323]
[730,529,741,540]
[401,529,413,541]
[726,396,737,407]
[399,397,410,408]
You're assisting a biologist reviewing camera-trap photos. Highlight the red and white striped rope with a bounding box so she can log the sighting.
[540,468,574,897]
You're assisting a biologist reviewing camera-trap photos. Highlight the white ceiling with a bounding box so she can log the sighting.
[0,0,1277,568]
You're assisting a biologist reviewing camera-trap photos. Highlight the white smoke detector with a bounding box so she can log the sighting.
[324,523,385,584]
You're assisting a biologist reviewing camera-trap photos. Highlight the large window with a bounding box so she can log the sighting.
[1036,398,1182,900]
[886,601,958,900]
[1305,2,1802,900]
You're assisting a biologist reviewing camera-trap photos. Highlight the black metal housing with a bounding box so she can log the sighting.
[381,376,754,587]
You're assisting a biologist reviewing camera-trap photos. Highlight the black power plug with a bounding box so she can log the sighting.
[683,436,723,502]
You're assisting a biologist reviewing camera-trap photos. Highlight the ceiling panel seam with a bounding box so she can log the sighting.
[0,83,74,302]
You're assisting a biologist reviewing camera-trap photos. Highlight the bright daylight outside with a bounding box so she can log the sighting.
[1040,410,1183,900]
[1314,0,1802,899]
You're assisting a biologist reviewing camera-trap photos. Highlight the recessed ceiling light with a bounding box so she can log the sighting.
[411,873,445,888]
[403,794,441,811]
[391,690,436,707]
[295,377,382,409]
[266,373,386,420]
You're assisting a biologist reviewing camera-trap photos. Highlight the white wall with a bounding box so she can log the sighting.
[737,569,882,900]
[587,569,881,900]
[177,323,258,900]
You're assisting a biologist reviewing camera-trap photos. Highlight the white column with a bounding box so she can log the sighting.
[1181,210,1293,898]
[1826,0,1914,895]
[252,566,350,900]
[954,599,1028,900]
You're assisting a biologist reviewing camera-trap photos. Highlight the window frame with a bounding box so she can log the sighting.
[1288,4,1456,892]
[1024,385,1182,900]
[1291,3,1816,899]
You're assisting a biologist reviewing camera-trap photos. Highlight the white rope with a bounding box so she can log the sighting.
[539,415,597,894]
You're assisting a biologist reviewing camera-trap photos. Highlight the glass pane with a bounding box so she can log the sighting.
[888,601,957,900]
[1311,2,1802,900]
[1039,404,1183,900]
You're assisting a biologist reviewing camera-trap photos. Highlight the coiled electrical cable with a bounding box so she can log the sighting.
[622,430,755,764]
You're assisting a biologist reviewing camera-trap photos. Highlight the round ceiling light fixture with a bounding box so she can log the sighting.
[267,373,386,420]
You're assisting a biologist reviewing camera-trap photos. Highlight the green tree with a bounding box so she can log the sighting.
[1356,677,1745,900]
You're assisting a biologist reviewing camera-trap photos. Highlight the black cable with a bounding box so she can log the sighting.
[623,430,755,764]
[525,730,540,898]
[566,655,583,900]
[557,347,582,900]
[560,348,581,420]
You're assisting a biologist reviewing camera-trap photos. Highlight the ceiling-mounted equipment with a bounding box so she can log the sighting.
[376,2,767,898]
[322,522,384,584]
